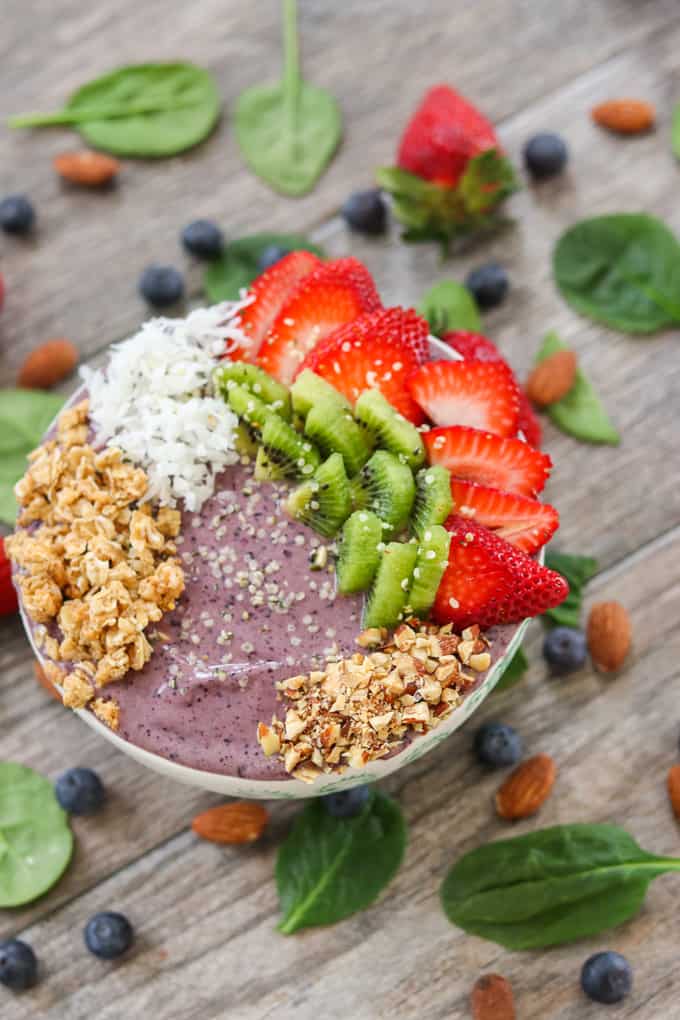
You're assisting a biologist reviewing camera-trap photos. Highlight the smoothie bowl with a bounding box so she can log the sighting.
[8,254,567,798]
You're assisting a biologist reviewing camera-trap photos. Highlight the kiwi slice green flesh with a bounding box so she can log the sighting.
[304,399,373,477]
[285,453,351,538]
[354,389,426,471]
[336,510,385,594]
[411,465,454,536]
[233,422,259,458]
[215,363,291,419]
[405,525,452,619]
[226,385,277,434]
[363,541,419,630]
[254,445,287,481]
[291,369,351,418]
[352,450,415,536]
[260,415,320,479]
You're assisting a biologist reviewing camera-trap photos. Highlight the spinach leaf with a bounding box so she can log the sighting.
[441,823,680,950]
[235,0,342,195]
[0,389,65,525]
[9,63,221,157]
[418,280,482,336]
[553,213,680,333]
[204,233,325,301]
[0,762,73,907]
[495,645,528,691]
[542,550,598,629]
[276,790,406,934]
[536,332,619,445]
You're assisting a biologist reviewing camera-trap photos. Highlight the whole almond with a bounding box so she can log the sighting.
[191,801,268,844]
[18,338,78,389]
[34,662,63,703]
[496,753,557,821]
[587,601,631,672]
[53,150,120,186]
[526,349,578,407]
[591,99,655,135]
[471,973,516,1020]
[667,765,680,821]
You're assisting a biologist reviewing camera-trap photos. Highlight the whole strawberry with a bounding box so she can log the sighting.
[377,85,517,252]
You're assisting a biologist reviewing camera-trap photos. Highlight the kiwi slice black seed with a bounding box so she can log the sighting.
[411,465,454,536]
[285,453,352,538]
[291,369,351,418]
[233,422,259,458]
[363,541,419,630]
[405,525,452,619]
[259,415,320,479]
[354,389,426,470]
[351,450,415,536]
[215,363,291,419]
[336,510,385,594]
[304,399,373,476]
[254,445,287,481]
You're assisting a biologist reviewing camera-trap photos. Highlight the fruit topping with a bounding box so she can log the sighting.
[84,912,134,960]
[290,368,352,418]
[54,767,106,815]
[405,524,451,619]
[336,510,385,595]
[473,721,523,768]
[350,450,415,536]
[0,536,19,617]
[432,516,569,629]
[542,626,587,675]
[363,541,418,630]
[225,384,278,436]
[464,262,509,310]
[341,189,388,235]
[354,388,425,470]
[425,426,552,496]
[449,478,558,554]
[523,132,569,180]
[138,264,184,307]
[257,257,381,384]
[301,306,428,422]
[215,361,292,418]
[285,452,351,538]
[257,415,320,479]
[304,397,374,476]
[0,194,35,235]
[181,218,225,259]
[411,465,454,536]
[407,359,520,436]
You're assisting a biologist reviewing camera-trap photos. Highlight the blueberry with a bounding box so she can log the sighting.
[0,939,38,991]
[84,912,134,960]
[523,132,569,180]
[543,626,587,675]
[323,785,371,819]
[0,195,35,235]
[464,263,509,310]
[139,265,184,307]
[341,189,388,235]
[473,722,523,768]
[181,219,224,259]
[55,767,106,815]
[257,244,291,272]
[581,951,632,1004]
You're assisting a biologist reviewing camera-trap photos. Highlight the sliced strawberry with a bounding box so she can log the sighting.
[408,359,519,436]
[449,479,558,554]
[424,425,552,496]
[0,537,18,617]
[432,516,569,630]
[301,306,430,422]
[256,258,381,384]
[227,251,320,362]
[443,330,543,447]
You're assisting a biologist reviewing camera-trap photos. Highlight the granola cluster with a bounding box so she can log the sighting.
[257,621,492,782]
[6,400,185,722]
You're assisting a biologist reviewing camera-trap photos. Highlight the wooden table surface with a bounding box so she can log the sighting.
[2,2,680,1017]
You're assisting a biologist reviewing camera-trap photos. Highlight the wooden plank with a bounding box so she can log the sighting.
[4,527,680,1020]
[1,0,680,377]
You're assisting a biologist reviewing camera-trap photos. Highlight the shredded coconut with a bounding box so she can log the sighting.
[81,300,253,511]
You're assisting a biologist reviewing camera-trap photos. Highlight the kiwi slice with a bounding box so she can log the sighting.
[411,465,453,536]
[234,422,259,458]
[226,384,277,436]
[257,415,320,480]
[215,363,291,419]
[354,389,426,470]
[351,450,415,536]
[291,369,351,418]
[254,446,286,481]
[363,541,419,630]
[405,525,452,619]
[285,453,351,538]
[304,399,373,477]
[336,510,385,594]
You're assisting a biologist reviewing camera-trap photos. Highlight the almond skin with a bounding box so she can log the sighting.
[591,99,655,135]
[471,973,516,1020]
[526,349,578,408]
[191,801,268,845]
[34,662,63,703]
[18,338,78,389]
[587,601,631,672]
[496,753,557,821]
[53,150,120,186]
[667,765,680,821]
